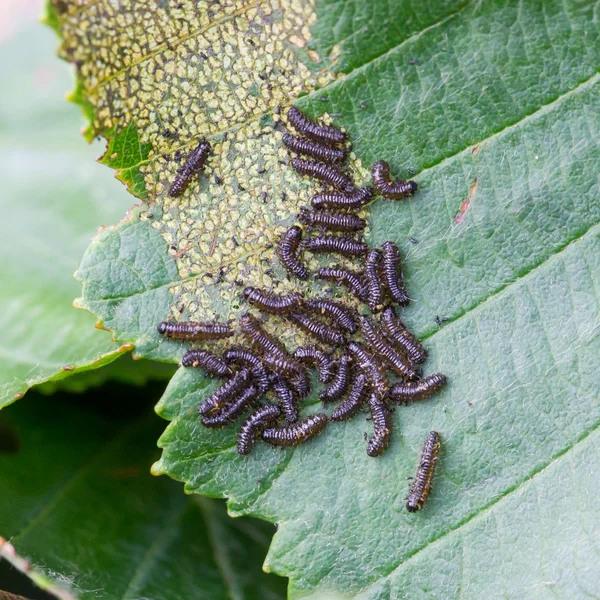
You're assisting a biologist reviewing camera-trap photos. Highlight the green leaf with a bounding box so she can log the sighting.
[0,391,286,600]
[0,21,141,409]
[54,0,600,597]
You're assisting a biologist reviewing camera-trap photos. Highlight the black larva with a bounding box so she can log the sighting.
[277,226,308,280]
[198,368,251,417]
[319,355,351,403]
[271,375,299,423]
[407,431,440,512]
[381,241,409,306]
[287,311,347,346]
[390,374,447,404]
[292,158,355,192]
[311,187,373,211]
[371,160,418,199]
[347,341,389,399]
[380,306,428,365]
[224,347,270,394]
[158,320,233,341]
[261,413,328,447]
[168,139,211,197]
[330,372,369,421]
[243,287,303,314]
[181,349,231,376]
[240,313,288,358]
[364,249,384,312]
[298,208,366,232]
[201,383,260,428]
[283,133,345,164]
[294,345,334,383]
[366,393,392,457]
[238,405,281,455]
[303,298,358,334]
[302,235,368,258]
[317,266,369,302]
[287,107,346,146]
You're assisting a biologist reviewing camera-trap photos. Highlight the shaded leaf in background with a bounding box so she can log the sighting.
[52,0,600,598]
[0,390,286,600]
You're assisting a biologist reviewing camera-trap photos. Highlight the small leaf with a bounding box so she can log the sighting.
[0,392,286,600]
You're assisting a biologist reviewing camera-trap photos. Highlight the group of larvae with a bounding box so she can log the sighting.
[160,107,443,512]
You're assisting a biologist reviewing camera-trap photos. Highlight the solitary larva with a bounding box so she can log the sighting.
[276,226,308,280]
[380,306,428,364]
[407,431,440,512]
[283,133,345,164]
[261,413,328,447]
[381,241,409,306]
[319,355,351,402]
[347,341,389,399]
[243,287,303,314]
[371,160,418,199]
[298,208,366,232]
[198,368,251,416]
[158,320,233,341]
[292,158,355,192]
[237,404,281,455]
[366,393,392,457]
[302,235,368,258]
[330,371,369,421]
[287,107,346,146]
[390,374,447,404]
[364,249,384,312]
[312,187,373,210]
[294,345,335,383]
[224,347,270,393]
[317,266,369,302]
[168,139,212,197]
[181,349,231,376]
[303,298,358,334]
[271,375,299,423]
[287,311,346,346]
[358,316,418,381]
[201,383,260,428]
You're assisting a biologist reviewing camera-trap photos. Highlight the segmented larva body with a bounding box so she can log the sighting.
[158,320,233,341]
[381,241,409,306]
[364,249,384,312]
[380,306,428,364]
[292,158,355,192]
[312,187,373,211]
[271,375,299,423]
[283,133,345,164]
[201,383,260,428]
[330,372,369,422]
[286,367,312,399]
[347,341,389,399]
[366,393,393,457]
[237,405,282,455]
[298,208,366,233]
[303,298,358,334]
[240,313,288,358]
[390,374,447,404]
[358,316,418,381]
[243,287,303,314]
[224,347,270,393]
[261,352,303,377]
[168,139,212,197]
[319,355,351,402]
[277,226,308,280]
[302,235,368,258]
[287,311,346,346]
[181,349,231,376]
[294,345,334,383]
[287,107,346,146]
[198,368,251,417]
[317,267,369,302]
[261,413,328,447]
[407,431,440,512]
[371,160,418,199]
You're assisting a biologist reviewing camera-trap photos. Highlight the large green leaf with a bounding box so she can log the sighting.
[0,391,286,599]
[0,20,137,409]
[53,0,600,597]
